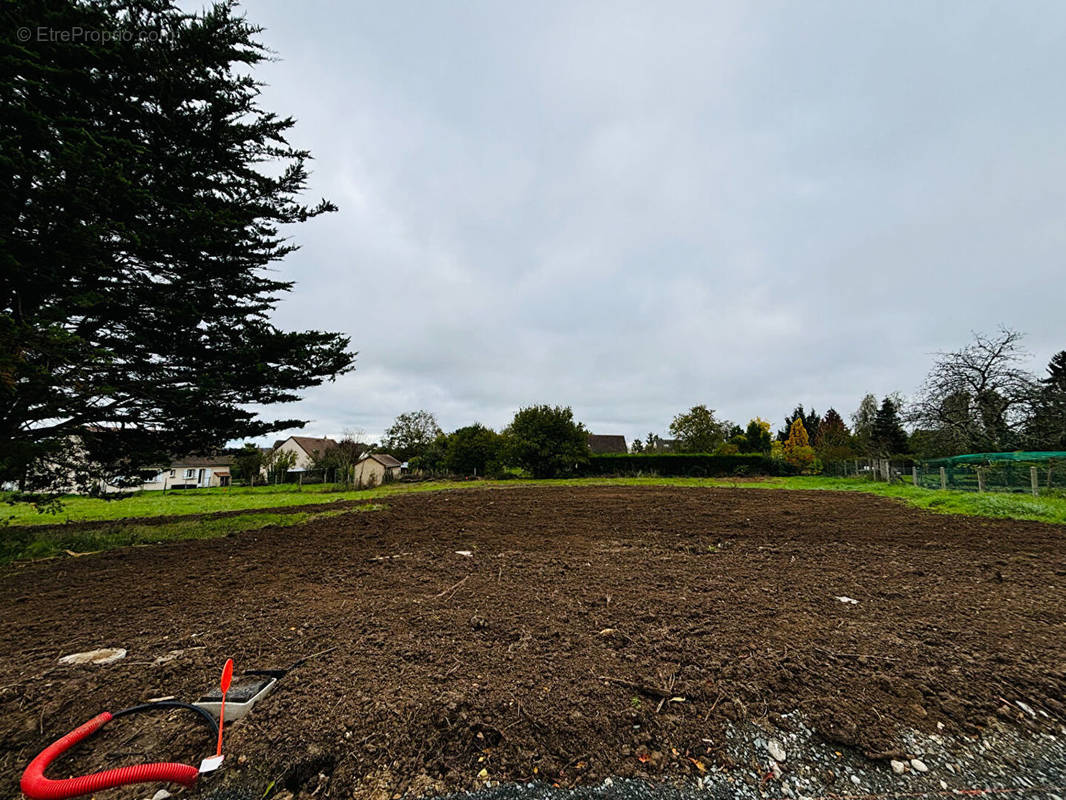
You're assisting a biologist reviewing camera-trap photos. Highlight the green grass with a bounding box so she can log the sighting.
[1,482,450,526]
[5,477,788,525]
[3,475,1063,564]
[742,476,1066,524]
[8,475,1066,525]
[0,505,383,566]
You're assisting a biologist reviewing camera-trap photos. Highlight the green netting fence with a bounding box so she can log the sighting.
[915,452,1066,495]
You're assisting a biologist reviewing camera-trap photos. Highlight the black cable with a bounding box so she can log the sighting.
[112,701,220,741]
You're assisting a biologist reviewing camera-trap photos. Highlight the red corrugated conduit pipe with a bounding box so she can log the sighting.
[21,702,217,799]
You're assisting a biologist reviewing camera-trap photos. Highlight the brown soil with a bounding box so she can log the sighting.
[1,487,1064,799]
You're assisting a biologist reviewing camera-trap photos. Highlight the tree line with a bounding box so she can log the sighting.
[633,329,1065,472]
[627,396,909,474]
[656,329,1064,470]
[219,405,592,485]
[346,329,1065,481]
[380,405,591,480]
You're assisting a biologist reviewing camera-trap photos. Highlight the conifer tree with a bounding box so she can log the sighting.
[1,1,355,488]
[1028,351,1066,448]
[783,418,817,472]
[813,408,854,462]
[871,398,909,456]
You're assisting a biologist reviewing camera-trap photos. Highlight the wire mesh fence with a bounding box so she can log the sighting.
[915,453,1066,496]
[822,458,914,482]
[823,452,1066,496]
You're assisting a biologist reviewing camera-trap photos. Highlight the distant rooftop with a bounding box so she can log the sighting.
[169,454,233,468]
[362,453,401,468]
[588,434,628,454]
[284,436,338,454]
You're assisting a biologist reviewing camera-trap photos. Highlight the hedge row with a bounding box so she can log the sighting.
[580,453,797,477]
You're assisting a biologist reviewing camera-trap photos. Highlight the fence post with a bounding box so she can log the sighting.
[1031,466,1039,497]
[912,466,918,486]
[976,467,985,493]
[939,466,947,490]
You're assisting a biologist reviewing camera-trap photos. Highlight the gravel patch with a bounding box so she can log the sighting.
[432,713,1066,800]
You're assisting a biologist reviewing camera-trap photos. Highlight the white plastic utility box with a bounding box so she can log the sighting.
[194,672,279,722]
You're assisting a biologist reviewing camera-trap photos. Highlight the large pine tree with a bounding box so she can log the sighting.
[1,1,355,488]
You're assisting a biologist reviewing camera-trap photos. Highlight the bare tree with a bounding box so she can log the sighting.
[910,328,1037,454]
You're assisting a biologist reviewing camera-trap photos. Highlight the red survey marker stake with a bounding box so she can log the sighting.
[216,658,234,757]
[198,658,234,775]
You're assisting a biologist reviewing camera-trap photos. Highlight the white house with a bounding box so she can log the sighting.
[154,456,233,489]
[77,454,233,493]
[270,436,338,471]
[12,428,235,493]
[126,455,232,491]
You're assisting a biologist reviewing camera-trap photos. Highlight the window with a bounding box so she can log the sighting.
[184,469,195,479]
[169,470,175,477]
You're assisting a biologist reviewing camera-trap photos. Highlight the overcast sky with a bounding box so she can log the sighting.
[240,1,1065,444]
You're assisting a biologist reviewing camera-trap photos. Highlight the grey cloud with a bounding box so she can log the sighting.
[238,0,1066,443]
